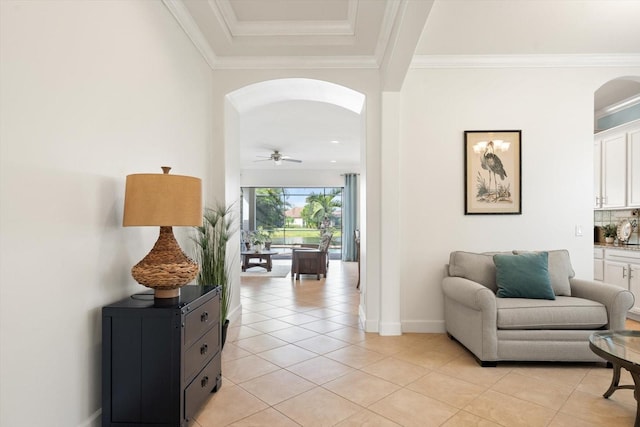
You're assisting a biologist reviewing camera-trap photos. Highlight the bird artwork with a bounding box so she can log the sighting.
[478,140,510,203]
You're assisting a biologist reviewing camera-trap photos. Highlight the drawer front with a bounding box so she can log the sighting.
[184,295,219,348]
[184,324,219,383]
[184,352,221,421]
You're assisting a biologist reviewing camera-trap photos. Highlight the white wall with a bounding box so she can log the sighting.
[397,65,640,332]
[0,2,214,426]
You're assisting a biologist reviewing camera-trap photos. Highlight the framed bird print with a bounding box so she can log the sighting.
[464,130,521,215]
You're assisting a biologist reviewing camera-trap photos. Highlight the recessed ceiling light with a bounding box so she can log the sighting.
[330,160,337,163]
[330,140,340,144]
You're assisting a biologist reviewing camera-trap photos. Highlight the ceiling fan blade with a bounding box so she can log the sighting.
[253,158,272,162]
[282,158,302,163]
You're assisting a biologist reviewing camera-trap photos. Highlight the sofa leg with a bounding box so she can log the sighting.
[447,333,496,367]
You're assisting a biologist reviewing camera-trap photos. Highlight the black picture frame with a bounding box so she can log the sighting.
[464,130,522,215]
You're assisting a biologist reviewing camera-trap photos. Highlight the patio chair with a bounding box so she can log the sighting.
[291,232,332,280]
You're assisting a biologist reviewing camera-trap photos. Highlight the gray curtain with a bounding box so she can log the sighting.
[342,173,358,261]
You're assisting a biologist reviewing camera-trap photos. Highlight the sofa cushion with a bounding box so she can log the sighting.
[494,252,555,300]
[513,249,575,296]
[448,251,508,293]
[496,296,608,330]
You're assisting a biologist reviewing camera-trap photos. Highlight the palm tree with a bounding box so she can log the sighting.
[302,190,342,228]
[255,188,289,228]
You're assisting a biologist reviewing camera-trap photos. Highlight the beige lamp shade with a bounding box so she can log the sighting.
[123,168,202,227]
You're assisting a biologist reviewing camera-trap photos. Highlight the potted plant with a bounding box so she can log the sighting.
[256,227,273,251]
[193,203,236,349]
[602,223,618,244]
[244,227,272,252]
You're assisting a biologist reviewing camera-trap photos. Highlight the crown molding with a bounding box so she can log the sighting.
[164,0,382,70]
[373,0,402,68]
[215,0,356,37]
[163,0,218,69]
[212,55,379,70]
[411,54,640,69]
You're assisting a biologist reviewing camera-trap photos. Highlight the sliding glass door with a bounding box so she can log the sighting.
[241,187,342,257]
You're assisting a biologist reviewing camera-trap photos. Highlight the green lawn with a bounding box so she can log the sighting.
[268,228,341,245]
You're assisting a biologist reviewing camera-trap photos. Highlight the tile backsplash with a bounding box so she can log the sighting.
[594,209,639,244]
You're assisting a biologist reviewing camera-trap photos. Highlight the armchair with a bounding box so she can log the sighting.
[291,232,332,280]
[442,250,634,366]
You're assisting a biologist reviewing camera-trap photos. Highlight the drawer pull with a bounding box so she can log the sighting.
[201,376,209,388]
[201,311,209,322]
[200,344,208,355]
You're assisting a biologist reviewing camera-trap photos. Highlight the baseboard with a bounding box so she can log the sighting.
[627,312,640,322]
[359,304,378,332]
[78,409,101,427]
[401,319,446,333]
[228,303,242,323]
[379,321,402,336]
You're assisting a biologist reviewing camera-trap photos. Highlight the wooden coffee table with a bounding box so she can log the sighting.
[241,250,278,272]
[589,330,640,427]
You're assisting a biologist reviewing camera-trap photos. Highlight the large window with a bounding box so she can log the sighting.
[241,187,342,256]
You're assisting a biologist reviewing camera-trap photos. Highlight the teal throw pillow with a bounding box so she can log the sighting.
[493,252,555,300]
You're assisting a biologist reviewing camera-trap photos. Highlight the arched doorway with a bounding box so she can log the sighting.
[224,78,366,322]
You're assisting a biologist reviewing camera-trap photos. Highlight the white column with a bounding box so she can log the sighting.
[379,91,402,336]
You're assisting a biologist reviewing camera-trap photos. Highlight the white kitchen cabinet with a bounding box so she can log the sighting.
[601,133,627,208]
[594,120,640,209]
[594,248,604,281]
[594,141,602,209]
[603,249,640,319]
[628,129,640,208]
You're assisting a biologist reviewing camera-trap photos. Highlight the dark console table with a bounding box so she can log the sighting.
[102,285,222,427]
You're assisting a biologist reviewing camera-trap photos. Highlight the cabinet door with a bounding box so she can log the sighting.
[594,258,604,281]
[630,264,640,313]
[594,140,602,208]
[628,129,640,207]
[602,134,627,208]
[604,260,629,288]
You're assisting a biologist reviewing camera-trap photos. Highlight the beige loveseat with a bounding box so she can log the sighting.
[442,250,634,366]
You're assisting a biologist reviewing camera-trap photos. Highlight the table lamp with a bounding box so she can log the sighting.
[123,166,202,298]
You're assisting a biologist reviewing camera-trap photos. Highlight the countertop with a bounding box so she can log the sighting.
[594,243,640,252]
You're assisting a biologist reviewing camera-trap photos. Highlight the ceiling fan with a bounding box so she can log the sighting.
[254,150,302,165]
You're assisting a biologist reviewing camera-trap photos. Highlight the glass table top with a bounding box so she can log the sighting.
[590,330,640,366]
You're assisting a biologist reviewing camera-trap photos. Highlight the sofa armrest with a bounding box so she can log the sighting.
[442,276,498,362]
[442,276,497,312]
[570,278,634,330]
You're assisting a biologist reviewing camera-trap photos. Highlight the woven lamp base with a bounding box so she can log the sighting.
[131,226,199,299]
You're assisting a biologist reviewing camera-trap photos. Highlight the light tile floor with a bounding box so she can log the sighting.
[194,260,639,426]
